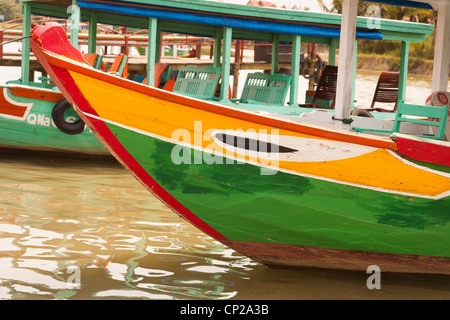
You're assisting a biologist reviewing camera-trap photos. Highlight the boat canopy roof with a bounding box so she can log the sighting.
[27,0,433,44]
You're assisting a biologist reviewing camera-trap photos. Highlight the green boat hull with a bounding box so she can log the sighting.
[107,122,450,262]
[0,84,107,156]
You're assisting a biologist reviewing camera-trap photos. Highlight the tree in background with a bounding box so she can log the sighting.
[316,0,437,60]
[316,0,434,22]
[0,0,22,22]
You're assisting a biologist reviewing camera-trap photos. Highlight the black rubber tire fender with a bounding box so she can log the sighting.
[301,54,323,79]
[52,98,85,135]
[350,108,374,118]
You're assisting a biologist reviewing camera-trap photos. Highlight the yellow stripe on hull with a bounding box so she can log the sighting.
[69,71,450,198]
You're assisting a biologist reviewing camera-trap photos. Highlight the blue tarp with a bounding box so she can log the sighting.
[76,0,383,40]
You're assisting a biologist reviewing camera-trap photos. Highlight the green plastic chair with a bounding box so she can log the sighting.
[237,72,269,104]
[173,65,221,100]
[265,73,292,105]
[232,72,291,106]
[392,101,448,140]
[353,101,449,140]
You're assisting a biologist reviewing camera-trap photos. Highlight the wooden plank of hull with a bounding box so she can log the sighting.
[9,86,63,102]
[225,241,450,275]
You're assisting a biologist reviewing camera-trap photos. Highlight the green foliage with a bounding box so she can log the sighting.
[0,0,22,22]
[358,39,398,55]
[316,0,436,22]
[358,34,435,60]
[317,1,437,60]
[410,35,435,59]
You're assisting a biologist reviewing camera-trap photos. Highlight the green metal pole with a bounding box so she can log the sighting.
[88,11,97,54]
[289,34,301,107]
[21,1,31,85]
[220,26,232,101]
[398,41,410,104]
[147,17,158,87]
[271,33,279,75]
[70,0,80,49]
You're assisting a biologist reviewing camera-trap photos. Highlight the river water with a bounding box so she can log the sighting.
[1,57,450,300]
[2,153,450,301]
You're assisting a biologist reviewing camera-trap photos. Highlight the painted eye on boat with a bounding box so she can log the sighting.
[214,133,298,153]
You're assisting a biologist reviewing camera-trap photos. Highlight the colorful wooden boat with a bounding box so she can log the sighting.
[0,3,108,156]
[0,82,108,156]
[29,0,449,275]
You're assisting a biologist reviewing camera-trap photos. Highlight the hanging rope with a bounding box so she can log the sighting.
[0,35,31,46]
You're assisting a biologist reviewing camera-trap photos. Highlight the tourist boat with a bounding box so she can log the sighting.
[29,0,449,275]
[0,3,107,156]
[0,80,108,156]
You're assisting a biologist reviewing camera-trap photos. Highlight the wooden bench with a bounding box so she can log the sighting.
[172,65,221,100]
[232,72,291,106]
[354,100,449,140]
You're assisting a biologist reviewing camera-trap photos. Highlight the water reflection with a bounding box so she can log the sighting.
[1,153,449,300]
[0,153,257,300]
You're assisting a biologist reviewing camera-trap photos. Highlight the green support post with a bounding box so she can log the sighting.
[147,17,158,87]
[289,34,301,107]
[21,1,31,85]
[398,40,410,104]
[213,28,222,68]
[70,0,80,49]
[88,11,98,54]
[220,26,232,101]
[328,38,338,66]
[155,27,161,63]
[271,33,279,75]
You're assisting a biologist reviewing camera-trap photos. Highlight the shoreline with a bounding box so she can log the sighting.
[355,53,442,76]
[315,50,445,76]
